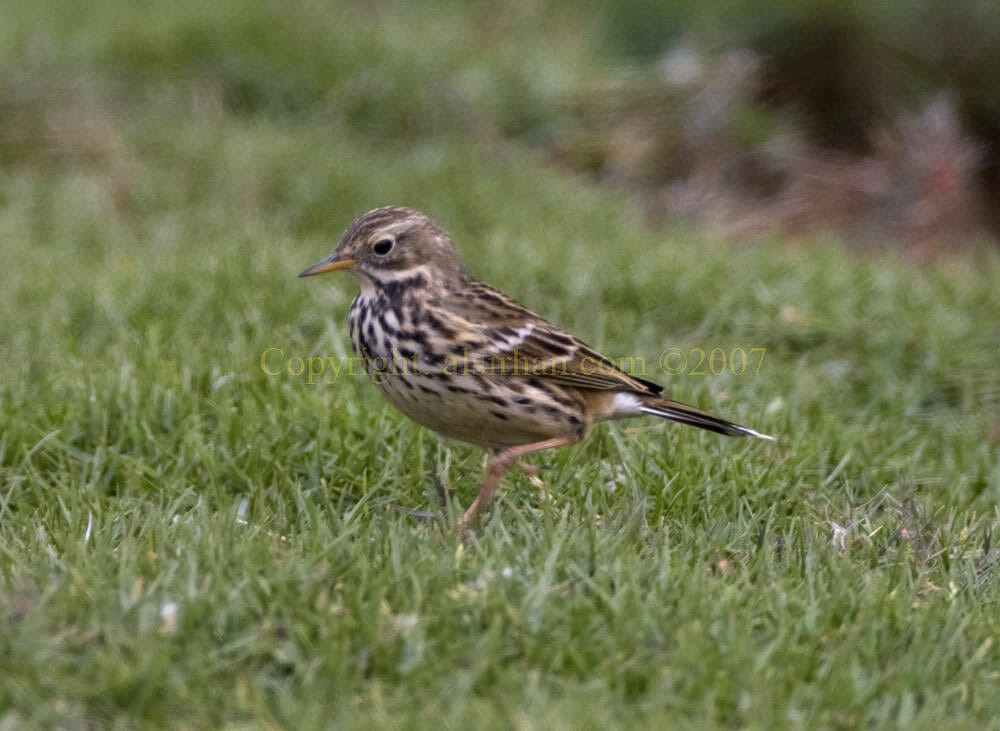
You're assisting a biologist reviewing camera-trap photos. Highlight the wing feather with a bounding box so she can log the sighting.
[436,282,665,396]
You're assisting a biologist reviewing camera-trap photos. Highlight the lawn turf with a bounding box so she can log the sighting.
[2,1,999,728]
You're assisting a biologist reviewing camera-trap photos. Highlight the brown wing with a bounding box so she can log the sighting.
[439,280,665,396]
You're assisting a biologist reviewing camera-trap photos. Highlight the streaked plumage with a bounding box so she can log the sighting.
[300,206,771,533]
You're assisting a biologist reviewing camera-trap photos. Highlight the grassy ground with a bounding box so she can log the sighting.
[2,1,999,728]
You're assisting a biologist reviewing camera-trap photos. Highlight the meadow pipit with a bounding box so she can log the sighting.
[300,207,772,533]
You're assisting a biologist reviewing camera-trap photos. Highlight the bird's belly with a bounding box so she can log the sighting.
[373,371,585,450]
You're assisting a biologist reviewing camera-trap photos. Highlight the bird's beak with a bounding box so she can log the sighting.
[298,254,357,278]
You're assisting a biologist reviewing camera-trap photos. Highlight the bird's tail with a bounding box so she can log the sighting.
[638,396,773,440]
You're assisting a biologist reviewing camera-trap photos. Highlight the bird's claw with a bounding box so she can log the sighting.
[515,458,546,487]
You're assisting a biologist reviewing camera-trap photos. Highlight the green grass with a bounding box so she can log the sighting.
[2,1,1000,728]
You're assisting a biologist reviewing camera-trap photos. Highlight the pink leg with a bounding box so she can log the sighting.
[460,437,574,536]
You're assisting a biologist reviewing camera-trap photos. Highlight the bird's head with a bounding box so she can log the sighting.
[299,206,469,288]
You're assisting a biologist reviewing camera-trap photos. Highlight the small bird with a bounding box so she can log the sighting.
[300,207,771,533]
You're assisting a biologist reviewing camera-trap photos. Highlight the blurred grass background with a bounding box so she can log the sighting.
[2,0,999,727]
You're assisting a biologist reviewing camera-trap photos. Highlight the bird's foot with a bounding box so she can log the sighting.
[515,458,547,487]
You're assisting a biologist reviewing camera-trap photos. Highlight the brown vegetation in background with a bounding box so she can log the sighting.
[551,48,993,257]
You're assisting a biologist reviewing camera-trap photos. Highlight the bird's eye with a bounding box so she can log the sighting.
[373,238,394,256]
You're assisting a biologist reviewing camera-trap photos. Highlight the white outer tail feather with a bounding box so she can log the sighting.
[637,405,774,440]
